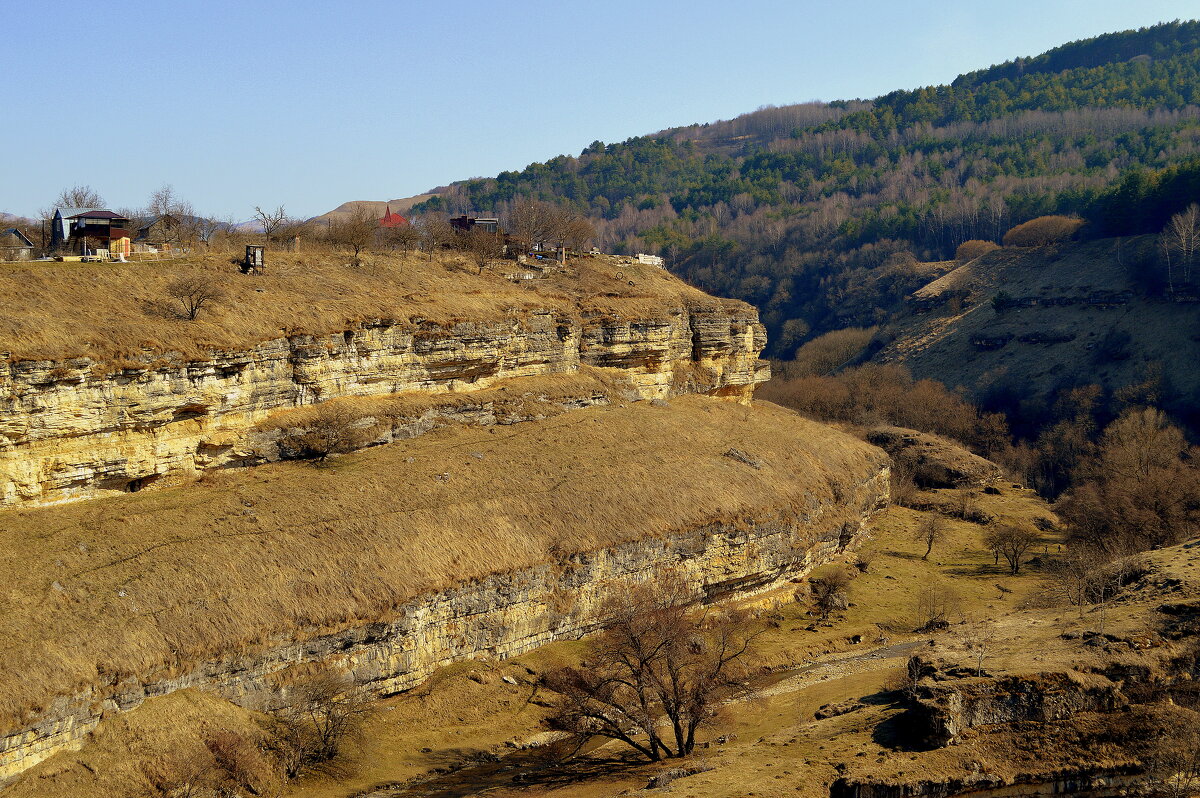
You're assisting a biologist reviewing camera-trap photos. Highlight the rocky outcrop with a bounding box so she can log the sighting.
[907,669,1126,748]
[0,306,768,507]
[866,427,1002,489]
[0,462,888,782]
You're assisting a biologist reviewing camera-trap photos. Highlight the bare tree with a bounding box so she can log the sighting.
[541,577,758,761]
[254,204,293,245]
[985,526,1039,574]
[1160,203,1200,292]
[808,566,853,619]
[915,582,960,630]
[276,401,380,462]
[268,666,375,776]
[416,213,454,261]
[166,277,225,320]
[326,206,378,265]
[460,226,504,274]
[913,513,946,560]
[962,620,994,676]
[52,185,105,209]
[381,223,420,254]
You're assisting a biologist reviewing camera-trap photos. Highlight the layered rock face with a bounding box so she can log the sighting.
[0,414,889,782]
[0,305,767,507]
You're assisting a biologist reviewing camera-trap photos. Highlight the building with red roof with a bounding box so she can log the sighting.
[378,206,409,228]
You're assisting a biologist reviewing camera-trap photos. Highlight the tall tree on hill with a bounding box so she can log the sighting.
[1160,203,1200,292]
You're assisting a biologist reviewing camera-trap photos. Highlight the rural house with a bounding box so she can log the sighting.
[49,208,130,255]
[0,228,35,261]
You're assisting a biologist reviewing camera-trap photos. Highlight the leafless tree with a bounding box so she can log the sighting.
[808,566,853,619]
[381,223,420,254]
[1161,203,1200,292]
[326,206,378,265]
[460,226,504,274]
[913,513,946,560]
[254,204,293,245]
[985,525,1039,574]
[52,185,105,209]
[276,401,380,462]
[166,277,225,320]
[541,577,758,761]
[962,620,994,676]
[416,213,455,261]
[915,582,960,630]
[268,666,375,776]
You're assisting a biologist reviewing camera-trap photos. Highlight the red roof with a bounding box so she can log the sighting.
[378,205,409,228]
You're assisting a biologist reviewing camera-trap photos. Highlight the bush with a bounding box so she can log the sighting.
[1001,215,1084,247]
[955,239,1000,261]
[268,667,375,777]
[809,566,854,618]
[276,402,380,462]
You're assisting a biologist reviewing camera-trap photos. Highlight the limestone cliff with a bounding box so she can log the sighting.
[0,398,889,783]
[0,305,767,507]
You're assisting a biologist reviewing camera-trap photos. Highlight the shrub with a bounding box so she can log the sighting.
[809,566,854,619]
[1001,215,1084,247]
[276,402,381,462]
[784,326,877,377]
[955,239,1000,261]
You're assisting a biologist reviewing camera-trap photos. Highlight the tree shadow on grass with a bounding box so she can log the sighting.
[385,745,647,798]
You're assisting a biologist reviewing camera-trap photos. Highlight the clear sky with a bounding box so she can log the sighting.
[3,1,1196,220]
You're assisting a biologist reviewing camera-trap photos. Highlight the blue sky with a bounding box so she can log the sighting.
[3,1,1197,219]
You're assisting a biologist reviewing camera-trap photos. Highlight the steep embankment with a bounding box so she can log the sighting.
[0,396,890,782]
[0,251,766,506]
[874,237,1200,405]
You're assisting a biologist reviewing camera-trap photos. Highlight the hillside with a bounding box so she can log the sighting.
[307,194,439,226]
[0,395,889,786]
[395,20,1200,355]
[872,237,1200,425]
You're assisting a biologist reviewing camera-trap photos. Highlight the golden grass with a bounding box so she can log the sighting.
[0,396,884,732]
[20,479,1175,798]
[0,249,736,364]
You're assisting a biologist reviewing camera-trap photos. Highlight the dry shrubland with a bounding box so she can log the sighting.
[760,363,1010,456]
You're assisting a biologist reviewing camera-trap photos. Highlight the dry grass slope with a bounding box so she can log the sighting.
[0,396,884,732]
[0,250,737,364]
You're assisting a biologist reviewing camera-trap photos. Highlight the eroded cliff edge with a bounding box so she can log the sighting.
[0,254,767,507]
[0,397,890,782]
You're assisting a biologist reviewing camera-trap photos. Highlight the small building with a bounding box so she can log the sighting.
[450,215,499,234]
[135,214,184,249]
[0,228,35,261]
[378,206,409,228]
[636,253,665,267]
[49,208,130,254]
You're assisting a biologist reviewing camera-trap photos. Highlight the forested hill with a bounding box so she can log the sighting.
[414,21,1200,356]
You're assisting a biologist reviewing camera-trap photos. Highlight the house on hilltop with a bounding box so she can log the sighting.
[0,228,34,261]
[49,208,130,255]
